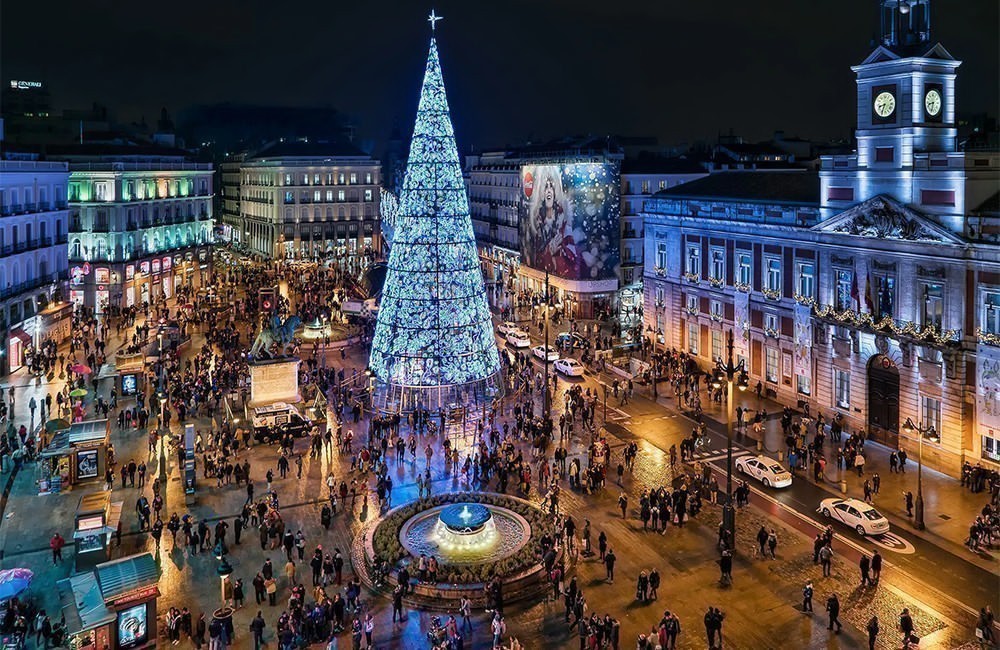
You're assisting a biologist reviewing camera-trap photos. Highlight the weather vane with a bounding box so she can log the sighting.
[428,9,443,32]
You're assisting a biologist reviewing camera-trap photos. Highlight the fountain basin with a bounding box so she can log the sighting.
[399,502,530,565]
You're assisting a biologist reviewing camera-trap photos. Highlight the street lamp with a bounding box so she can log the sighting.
[901,417,936,531]
[543,270,551,421]
[157,393,168,485]
[711,330,749,549]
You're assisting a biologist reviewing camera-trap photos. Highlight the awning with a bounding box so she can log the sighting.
[8,328,31,347]
[58,574,115,634]
[95,553,159,603]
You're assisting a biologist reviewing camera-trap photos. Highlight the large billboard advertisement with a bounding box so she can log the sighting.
[520,163,620,281]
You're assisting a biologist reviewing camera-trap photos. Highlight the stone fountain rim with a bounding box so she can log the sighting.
[398,502,530,565]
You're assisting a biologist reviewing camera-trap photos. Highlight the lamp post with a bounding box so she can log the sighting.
[901,417,935,531]
[158,393,168,485]
[711,330,749,549]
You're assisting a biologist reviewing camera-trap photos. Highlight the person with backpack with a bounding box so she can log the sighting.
[899,608,917,648]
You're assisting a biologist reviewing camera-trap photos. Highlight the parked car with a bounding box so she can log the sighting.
[553,358,585,377]
[555,331,590,350]
[735,455,793,488]
[531,345,560,362]
[506,329,531,348]
[496,321,520,336]
[817,497,890,536]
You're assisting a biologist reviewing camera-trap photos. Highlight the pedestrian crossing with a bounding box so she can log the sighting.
[687,446,753,463]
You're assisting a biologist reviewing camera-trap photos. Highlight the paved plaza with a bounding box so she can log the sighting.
[0,267,994,650]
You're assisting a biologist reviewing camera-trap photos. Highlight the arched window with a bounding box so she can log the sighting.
[71,239,82,259]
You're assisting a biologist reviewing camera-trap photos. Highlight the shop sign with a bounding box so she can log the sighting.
[111,585,160,608]
[162,256,172,271]
[125,265,135,281]
[139,261,150,275]
[95,268,110,284]
[151,260,161,275]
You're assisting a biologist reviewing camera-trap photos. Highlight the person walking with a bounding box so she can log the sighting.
[802,581,813,613]
[819,543,833,577]
[866,615,879,650]
[860,553,872,587]
[618,493,628,519]
[249,611,266,650]
[826,593,842,633]
[604,548,616,583]
[871,549,883,584]
[899,608,916,648]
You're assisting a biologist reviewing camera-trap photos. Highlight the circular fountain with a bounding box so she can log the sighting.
[399,502,528,565]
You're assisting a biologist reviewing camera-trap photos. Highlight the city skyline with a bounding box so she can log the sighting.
[2,0,997,151]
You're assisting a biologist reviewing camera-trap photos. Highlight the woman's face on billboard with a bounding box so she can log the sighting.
[543,177,555,205]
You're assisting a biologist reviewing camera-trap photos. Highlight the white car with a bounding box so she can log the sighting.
[531,345,560,362]
[496,321,519,336]
[817,497,890,536]
[553,358,585,377]
[735,455,792,488]
[506,329,531,348]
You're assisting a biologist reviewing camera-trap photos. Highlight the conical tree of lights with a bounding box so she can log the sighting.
[368,36,502,412]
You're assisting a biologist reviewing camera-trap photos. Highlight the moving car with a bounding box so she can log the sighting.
[553,358,585,377]
[735,455,793,488]
[505,329,531,348]
[251,402,312,442]
[531,345,560,362]
[496,321,520,336]
[555,331,590,350]
[817,497,890,536]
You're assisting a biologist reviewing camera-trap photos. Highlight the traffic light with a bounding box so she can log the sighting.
[258,286,275,314]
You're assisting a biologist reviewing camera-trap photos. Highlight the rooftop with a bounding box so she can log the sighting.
[621,157,706,175]
[651,171,820,205]
[248,140,371,161]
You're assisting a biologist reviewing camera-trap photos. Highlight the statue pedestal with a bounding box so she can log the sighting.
[249,358,301,406]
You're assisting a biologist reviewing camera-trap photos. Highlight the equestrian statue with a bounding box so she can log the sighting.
[249,314,302,358]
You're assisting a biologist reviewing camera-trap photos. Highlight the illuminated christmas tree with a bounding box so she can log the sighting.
[369,25,502,411]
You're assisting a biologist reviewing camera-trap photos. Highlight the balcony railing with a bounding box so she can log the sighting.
[0,272,66,300]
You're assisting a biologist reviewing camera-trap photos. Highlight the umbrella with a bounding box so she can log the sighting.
[70,364,92,375]
[45,418,70,433]
[0,568,33,601]
[69,388,88,398]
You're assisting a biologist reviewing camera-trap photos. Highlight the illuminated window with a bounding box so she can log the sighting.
[687,322,699,355]
[686,245,700,276]
[874,275,895,318]
[835,269,853,310]
[349,173,357,184]
[797,374,811,396]
[921,284,942,329]
[765,347,779,383]
[738,253,751,286]
[711,248,725,281]
[797,263,814,298]
[313,190,321,202]
[641,180,650,194]
[764,312,778,333]
[365,189,373,201]
[365,173,373,184]
[710,300,722,319]
[711,329,723,361]
[835,370,850,409]
[338,173,345,184]
[338,190,345,202]
[984,292,1000,335]
[686,294,698,312]
[656,242,667,269]
[766,258,781,292]
[314,173,320,185]
[920,396,941,437]
[326,190,334,202]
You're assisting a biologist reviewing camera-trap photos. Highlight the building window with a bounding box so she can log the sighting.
[326,190,334,202]
[641,180,650,194]
[766,258,781,292]
[656,243,668,270]
[984,292,1000,335]
[765,347,779,383]
[921,284,943,330]
[920,396,942,437]
[764,313,778,333]
[313,190,321,202]
[338,173,345,185]
[655,287,664,305]
[349,173,357,184]
[338,190,346,202]
[284,174,292,185]
[797,374,811,396]
[710,300,722,319]
[365,173,373,184]
[687,294,698,312]
[711,330,723,361]
[983,434,1000,463]
[313,173,320,185]
[284,191,293,203]
[738,253,751,286]
[797,263,815,299]
[686,245,700,276]
[711,248,725,281]
[835,369,851,409]
[364,189,373,202]
[874,275,895,318]
[836,269,853,310]
[687,323,699,355]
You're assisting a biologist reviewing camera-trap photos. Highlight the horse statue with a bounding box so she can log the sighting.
[250,314,302,358]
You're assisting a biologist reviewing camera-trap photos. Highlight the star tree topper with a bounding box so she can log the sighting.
[428,9,443,32]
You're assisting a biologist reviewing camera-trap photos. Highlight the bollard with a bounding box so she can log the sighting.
[777,450,784,461]
[756,440,763,452]
[839,479,848,494]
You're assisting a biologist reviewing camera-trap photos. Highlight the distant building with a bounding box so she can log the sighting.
[56,144,215,312]
[237,140,382,264]
[218,153,245,246]
[0,153,71,374]
[642,0,1000,477]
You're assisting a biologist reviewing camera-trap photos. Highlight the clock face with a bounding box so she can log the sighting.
[873,91,896,118]
[925,89,942,117]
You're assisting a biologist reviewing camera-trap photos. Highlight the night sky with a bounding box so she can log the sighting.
[3,0,997,150]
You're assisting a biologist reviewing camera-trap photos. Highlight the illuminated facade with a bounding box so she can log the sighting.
[642,0,1000,476]
[369,36,502,412]
[0,158,71,374]
[236,141,381,263]
[63,149,215,312]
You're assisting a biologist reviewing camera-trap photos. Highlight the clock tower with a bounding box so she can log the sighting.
[820,0,968,233]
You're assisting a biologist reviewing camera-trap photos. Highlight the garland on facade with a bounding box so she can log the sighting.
[977,327,1000,347]
[762,287,782,301]
[708,276,725,288]
[733,282,752,293]
[813,304,960,345]
[683,272,700,284]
